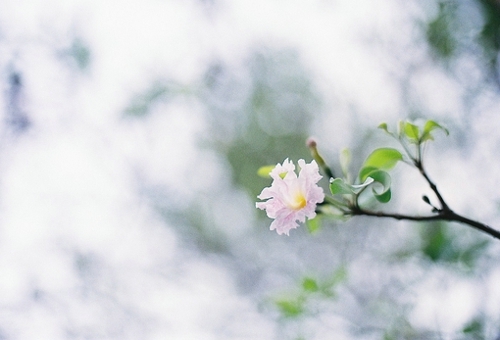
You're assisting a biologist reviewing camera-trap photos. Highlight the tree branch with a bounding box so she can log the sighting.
[351,159,500,240]
[351,207,500,240]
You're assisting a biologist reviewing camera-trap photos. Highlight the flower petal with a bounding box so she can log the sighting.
[256,159,325,235]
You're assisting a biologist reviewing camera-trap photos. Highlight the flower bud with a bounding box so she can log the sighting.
[306,137,334,178]
[306,137,317,148]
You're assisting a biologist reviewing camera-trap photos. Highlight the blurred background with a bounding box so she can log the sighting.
[0,0,500,339]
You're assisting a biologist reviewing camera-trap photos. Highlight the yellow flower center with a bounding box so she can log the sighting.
[288,192,307,210]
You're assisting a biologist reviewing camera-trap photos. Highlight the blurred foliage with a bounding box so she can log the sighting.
[124,80,191,117]
[462,317,485,339]
[478,0,500,76]
[123,1,500,337]
[70,38,91,70]
[2,0,500,338]
[420,222,490,271]
[425,0,500,84]
[426,2,458,58]
[273,266,347,319]
[392,221,491,274]
[60,37,92,71]
[382,317,428,340]
[201,48,321,198]
[170,201,230,254]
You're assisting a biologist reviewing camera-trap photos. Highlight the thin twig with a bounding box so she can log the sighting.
[416,162,451,212]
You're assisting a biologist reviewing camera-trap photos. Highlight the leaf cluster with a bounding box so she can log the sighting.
[379,120,448,145]
[318,119,448,223]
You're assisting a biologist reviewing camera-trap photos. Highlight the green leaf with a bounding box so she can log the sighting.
[306,217,321,234]
[359,148,403,181]
[359,166,378,183]
[302,277,319,292]
[378,122,389,134]
[362,148,403,169]
[330,177,374,195]
[424,120,448,135]
[275,298,304,318]
[403,121,420,142]
[330,178,354,195]
[257,165,275,178]
[366,170,392,203]
[421,120,449,142]
[339,148,351,179]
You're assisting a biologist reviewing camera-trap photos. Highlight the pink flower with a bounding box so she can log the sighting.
[256,159,325,235]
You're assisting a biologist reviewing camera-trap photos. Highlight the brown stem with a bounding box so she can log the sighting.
[350,150,500,239]
[415,160,450,212]
[351,208,500,240]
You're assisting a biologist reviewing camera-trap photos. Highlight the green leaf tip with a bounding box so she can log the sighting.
[257,165,275,178]
[421,120,449,142]
[403,121,420,141]
[378,122,389,133]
